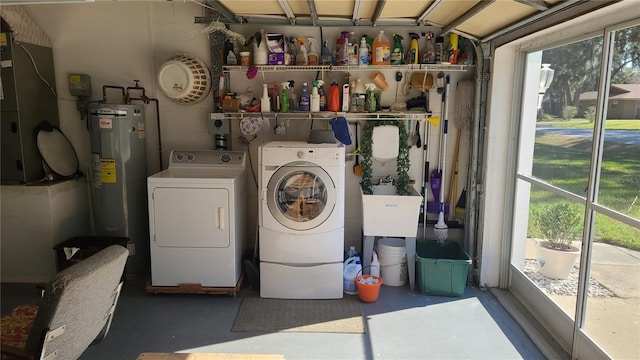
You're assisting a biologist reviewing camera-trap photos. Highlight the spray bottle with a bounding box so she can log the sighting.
[307,37,319,65]
[317,80,327,111]
[261,83,271,112]
[407,33,420,64]
[280,82,290,113]
[390,34,404,65]
[310,81,320,112]
[448,33,459,64]
[422,31,436,64]
[335,31,349,65]
[320,40,333,65]
[287,80,298,111]
[296,38,308,66]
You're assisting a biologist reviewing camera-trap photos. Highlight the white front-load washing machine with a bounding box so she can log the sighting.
[258,141,345,299]
[147,150,246,287]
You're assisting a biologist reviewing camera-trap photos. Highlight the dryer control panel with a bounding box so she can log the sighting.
[169,150,245,167]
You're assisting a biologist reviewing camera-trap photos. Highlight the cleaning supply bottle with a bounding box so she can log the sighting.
[372,30,390,65]
[448,33,459,64]
[407,32,419,64]
[358,36,369,65]
[343,256,362,295]
[320,40,333,65]
[423,31,436,64]
[261,83,271,112]
[317,80,327,111]
[253,29,268,65]
[310,81,320,112]
[342,83,350,112]
[307,37,319,65]
[390,33,404,65]
[280,82,289,113]
[435,36,444,63]
[370,250,381,278]
[335,31,349,65]
[296,37,308,65]
[351,79,366,112]
[328,81,341,112]
[289,37,297,65]
[287,81,298,111]
[365,83,377,112]
[345,245,359,260]
[348,32,359,65]
[299,82,310,112]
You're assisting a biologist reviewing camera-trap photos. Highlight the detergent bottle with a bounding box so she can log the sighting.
[280,82,290,113]
[372,30,390,65]
[390,34,404,65]
[299,82,310,112]
[407,32,419,64]
[345,245,359,260]
[343,256,362,295]
[287,80,298,111]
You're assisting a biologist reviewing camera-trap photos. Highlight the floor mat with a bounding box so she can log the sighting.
[232,296,365,333]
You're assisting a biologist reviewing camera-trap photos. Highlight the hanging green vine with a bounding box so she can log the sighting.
[360,119,411,195]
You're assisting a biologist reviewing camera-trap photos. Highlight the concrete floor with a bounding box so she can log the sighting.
[1,278,544,360]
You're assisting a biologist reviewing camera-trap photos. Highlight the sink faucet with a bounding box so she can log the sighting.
[379,175,394,185]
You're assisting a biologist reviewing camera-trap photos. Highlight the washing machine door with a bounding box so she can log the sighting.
[266,163,336,231]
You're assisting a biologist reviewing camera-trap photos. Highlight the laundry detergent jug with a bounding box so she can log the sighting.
[343,256,362,295]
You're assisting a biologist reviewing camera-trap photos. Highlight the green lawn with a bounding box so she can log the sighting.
[527,124,640,250]
[540,118,640,130]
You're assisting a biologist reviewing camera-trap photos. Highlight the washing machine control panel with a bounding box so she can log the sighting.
[169,150,246,167]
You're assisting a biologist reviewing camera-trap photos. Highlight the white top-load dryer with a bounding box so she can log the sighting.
[258,141,345,299]
[147,150,246,287]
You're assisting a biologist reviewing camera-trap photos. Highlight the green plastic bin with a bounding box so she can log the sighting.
[416,240,471,297]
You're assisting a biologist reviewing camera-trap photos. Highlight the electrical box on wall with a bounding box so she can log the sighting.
[208,113,229,135]
[68,73,92,97]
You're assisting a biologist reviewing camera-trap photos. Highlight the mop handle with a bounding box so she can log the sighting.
[439,74,450,207]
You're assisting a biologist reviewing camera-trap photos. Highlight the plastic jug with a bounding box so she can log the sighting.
[372,30,390,65]
[343,256,362,295]
[345,245,359,260]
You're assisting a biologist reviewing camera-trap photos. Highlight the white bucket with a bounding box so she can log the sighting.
[377,237,407,286]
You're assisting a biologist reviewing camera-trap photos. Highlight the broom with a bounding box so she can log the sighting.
[434,74,450,243]
[447,79,474,222]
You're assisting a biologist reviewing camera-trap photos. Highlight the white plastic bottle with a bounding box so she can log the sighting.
[370,250,381,278]
[253,29,268,65]
[358,36,369,65]
[345,245,359,260]
[310,81,320,112]
[343,256,362,295]
[261,83,271,112]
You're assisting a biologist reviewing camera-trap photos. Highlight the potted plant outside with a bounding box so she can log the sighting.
[534,203,582,279]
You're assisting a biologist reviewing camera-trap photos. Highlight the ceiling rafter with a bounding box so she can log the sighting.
[352,0,363,26]
[441,0,496,35]
[417,0,444,26]
[371,0,387,27]
[277,0,296,25]
[307,0,318,26]
[514,0,549,11]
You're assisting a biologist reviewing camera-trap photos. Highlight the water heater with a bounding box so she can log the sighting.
[87,103,149,276]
